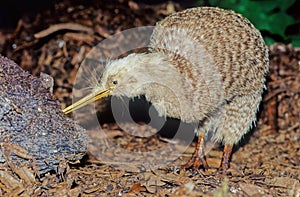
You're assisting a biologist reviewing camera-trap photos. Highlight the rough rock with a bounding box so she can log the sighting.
[0,55,88,174]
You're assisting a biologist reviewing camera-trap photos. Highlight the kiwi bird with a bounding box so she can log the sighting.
[63,7,269,171]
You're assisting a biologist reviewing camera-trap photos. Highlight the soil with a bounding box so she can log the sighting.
[0,0,299,196]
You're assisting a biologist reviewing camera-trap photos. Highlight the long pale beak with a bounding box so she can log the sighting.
[63,88,112,114]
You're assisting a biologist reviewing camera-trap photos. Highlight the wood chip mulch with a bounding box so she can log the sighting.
[0,0,299,196]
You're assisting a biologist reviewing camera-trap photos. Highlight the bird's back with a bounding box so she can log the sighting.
[150,7,269,99]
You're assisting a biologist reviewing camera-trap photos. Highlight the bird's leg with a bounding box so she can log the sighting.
[181,134,209,171]
[218,144,233,173]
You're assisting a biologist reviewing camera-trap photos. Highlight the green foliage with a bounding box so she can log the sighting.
[197,0,300,46]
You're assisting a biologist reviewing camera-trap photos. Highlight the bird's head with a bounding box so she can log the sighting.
[63,52,173,114]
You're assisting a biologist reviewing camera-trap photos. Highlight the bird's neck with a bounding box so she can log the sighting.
[132,52,183,87]
[130,52,195,120]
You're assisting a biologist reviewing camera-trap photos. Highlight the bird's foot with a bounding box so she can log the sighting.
[181,152,209,171]
[181,134,209,172]
[217,144,233,175]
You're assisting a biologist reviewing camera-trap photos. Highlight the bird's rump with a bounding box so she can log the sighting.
[150,7,269,99]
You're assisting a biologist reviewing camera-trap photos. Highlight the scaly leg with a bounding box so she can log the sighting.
[181,134,209,171]
[218,144,233,173]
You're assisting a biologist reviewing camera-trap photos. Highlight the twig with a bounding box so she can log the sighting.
[263,88,286,102]
[34,23,94,39]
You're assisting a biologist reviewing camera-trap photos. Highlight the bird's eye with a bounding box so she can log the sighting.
[112,80,118,85]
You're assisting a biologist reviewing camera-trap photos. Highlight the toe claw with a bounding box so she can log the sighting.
[181,134,209,172]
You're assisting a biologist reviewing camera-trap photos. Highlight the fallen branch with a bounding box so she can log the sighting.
[34,23,94,39]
